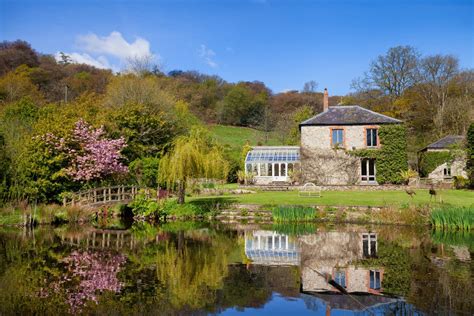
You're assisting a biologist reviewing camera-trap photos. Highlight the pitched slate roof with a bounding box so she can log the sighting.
[299,105,402,126]
[423,135,465,150]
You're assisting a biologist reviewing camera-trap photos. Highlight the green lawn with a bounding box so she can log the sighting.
[208,125,280,159]
[189,189,474,207]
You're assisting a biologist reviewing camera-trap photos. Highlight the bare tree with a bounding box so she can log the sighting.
[302,80,318,93]
[417,55,460,135]
[125,54,160,76]
[368,46,420,97]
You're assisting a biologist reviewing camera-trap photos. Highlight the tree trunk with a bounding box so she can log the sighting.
[177,181,186,204]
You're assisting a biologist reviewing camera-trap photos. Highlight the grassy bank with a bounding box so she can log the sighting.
[189,189,474,207]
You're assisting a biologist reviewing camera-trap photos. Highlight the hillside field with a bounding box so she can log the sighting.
[208,125,282,159]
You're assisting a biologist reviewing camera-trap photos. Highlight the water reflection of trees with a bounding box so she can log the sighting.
[0,224,473,314]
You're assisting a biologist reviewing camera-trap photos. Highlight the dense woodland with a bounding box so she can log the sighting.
[0,40,473,203]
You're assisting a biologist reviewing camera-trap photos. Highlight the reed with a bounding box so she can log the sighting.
[430,206,474,231]
[271,205,316,222]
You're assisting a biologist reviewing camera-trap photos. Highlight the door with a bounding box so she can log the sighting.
[273,163,287,181]
[361,159,376,183]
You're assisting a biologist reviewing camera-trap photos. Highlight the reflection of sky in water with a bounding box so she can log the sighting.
[219,293,416,315]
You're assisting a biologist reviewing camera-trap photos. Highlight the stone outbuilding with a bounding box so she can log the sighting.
[419,135,467,182]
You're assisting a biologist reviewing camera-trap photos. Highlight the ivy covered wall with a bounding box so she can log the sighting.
[350,124,408,184]
[418,151,452,177]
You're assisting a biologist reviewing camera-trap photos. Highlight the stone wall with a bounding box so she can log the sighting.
[301,125,380,151]
[300,125,381,185]
[428,158,467,181]
[300,147,361,185]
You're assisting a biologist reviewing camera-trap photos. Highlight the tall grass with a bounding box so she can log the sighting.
[430,206,474,231]
[271,205,316,222]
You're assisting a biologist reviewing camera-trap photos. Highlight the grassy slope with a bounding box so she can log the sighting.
[189,189,474,207]
[208,125,281,160]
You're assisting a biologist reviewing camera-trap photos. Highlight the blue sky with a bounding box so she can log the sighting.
[1,0,473,95]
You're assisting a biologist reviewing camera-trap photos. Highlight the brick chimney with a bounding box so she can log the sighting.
[323,88,329,112]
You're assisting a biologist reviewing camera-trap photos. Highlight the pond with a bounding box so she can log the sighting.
[0,221,473,315]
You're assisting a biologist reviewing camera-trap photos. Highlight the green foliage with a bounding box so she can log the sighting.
[357,240,411,296]
[351,124,408,184]
[271,205,316,222]
[288,105,313,145]
[430,205,474,231]
[218,83,269,127]
[159,127,229,203]
[453,176,469,189]
[129,157,160,187]
[467,123,474,188]
[399,168,418,184]
[419,151,452,177]
[128,191,164,219]
[111,103,180,161]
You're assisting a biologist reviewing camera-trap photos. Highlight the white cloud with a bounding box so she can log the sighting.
[76,31,153,60]
[55,31,156,70]
[198,44,218,68]
[55,52,111,69]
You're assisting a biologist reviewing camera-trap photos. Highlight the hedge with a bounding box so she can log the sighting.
[467,123,474,188]
[350,124,408,184]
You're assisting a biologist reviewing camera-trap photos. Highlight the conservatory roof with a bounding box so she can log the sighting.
[245,146,300,163]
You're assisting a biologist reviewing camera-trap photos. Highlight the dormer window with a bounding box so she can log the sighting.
[331,129,344,147]
[366,128,378,147]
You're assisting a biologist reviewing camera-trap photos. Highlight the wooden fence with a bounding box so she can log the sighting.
[63,185,157,207]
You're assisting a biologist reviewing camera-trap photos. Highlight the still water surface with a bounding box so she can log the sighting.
[0,221,473,315]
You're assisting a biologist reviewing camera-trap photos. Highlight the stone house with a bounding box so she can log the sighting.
[419,135,467,182]
[245,89,403,185]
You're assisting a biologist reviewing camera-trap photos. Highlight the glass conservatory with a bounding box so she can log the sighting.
[245,146,301,183]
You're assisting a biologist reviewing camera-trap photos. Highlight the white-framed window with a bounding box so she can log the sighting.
[362,233,377,258]
[366,128,378,147]
[334,270,346,288]
[361,158,376,183]
[370,270,381,290]
[332,129,344,147]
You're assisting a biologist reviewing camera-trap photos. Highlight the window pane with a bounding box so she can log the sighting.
[366,129,371,146]
[372,130,377,146]
[274,164,279,176]
[281,163,286,176]
[268,164,273,176]
[260,163,267,176]
[361,159,367,176]
[246,164,252,173]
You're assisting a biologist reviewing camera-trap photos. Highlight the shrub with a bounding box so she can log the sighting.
[453,176,469,189]
[128,190,165,219]
[467,123,474,188]
[399,169,418,184]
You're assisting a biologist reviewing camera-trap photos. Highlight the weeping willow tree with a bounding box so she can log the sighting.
[159,128,229,204]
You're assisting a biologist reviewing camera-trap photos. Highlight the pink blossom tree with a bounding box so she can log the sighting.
[66,119,128,182]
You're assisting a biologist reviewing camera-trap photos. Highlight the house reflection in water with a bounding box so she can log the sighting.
[244,231,300,266]
[244,230,383,295]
